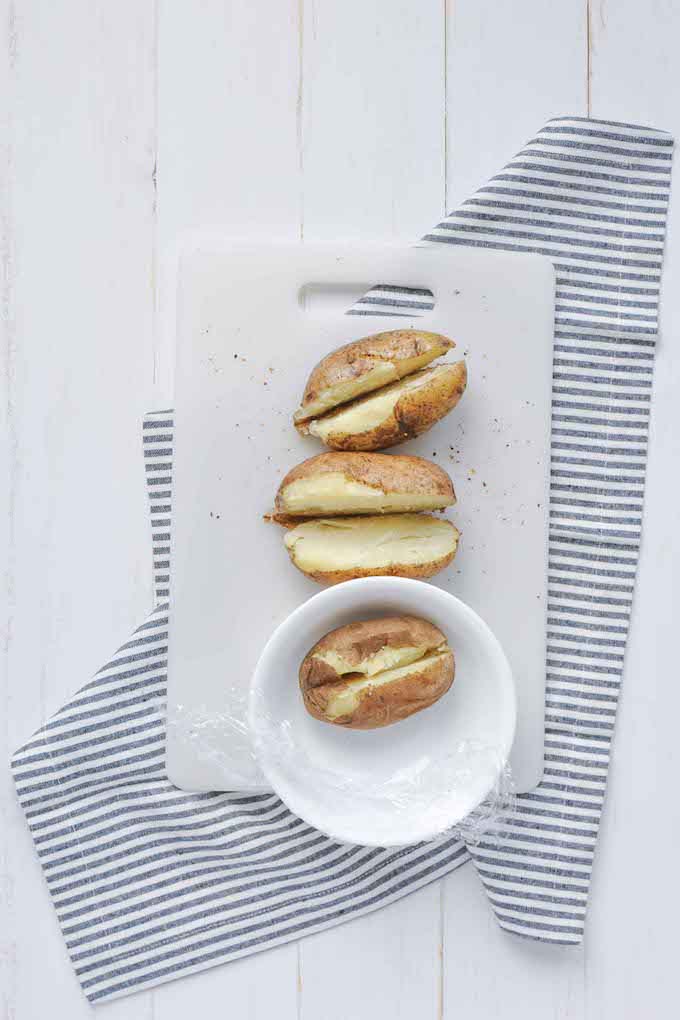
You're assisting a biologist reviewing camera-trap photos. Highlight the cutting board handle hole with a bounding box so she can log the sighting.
[298,282,434,319]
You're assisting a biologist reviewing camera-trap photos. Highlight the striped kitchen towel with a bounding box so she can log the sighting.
[11,117,674,1002]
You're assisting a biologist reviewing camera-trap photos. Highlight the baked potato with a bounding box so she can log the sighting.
[301,361,467,452]
[299,615,455,728]
[283,513,459,584]
[273,452,456,518]
[293,329,454,425]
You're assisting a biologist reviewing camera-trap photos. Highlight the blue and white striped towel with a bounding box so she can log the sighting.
[12,117,674,1002]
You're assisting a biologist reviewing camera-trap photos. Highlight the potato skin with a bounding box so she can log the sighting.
[315,361,468,452]
[294,329,454,424]
[274,451,456,517]
[300,616,448,688]
[295,554,457,586]
[300,617,455,729]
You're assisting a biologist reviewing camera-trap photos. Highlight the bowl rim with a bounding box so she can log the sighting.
[249,576,517,846]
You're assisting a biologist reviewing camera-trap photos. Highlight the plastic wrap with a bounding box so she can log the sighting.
[164,688,514,847]
[166,690,268,790]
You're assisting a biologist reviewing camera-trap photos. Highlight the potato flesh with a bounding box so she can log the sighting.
[295,365,395,422]
[308,389,400,441]
[307,364,449,442]
[284,515,457,573]
[280,472,450,516]
[295,349,445,422]
[324,647,449,720]
[315,643,431,679]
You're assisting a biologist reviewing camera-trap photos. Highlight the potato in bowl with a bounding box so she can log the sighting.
[299,615,455,729]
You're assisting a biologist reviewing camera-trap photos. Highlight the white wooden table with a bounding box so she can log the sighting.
[2,3,679,1017]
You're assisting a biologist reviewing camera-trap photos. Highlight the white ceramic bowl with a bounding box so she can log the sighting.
[249,577,516,846]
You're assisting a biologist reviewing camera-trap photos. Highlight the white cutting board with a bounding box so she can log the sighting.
[168,243,554,796]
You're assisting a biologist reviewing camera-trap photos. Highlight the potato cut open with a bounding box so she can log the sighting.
[294,329,454,423]
[299,616,455,728]
[314,642,432,679]
[280,472,452,514]
[283,513,459,584]
[324,647,450,720]
[294,362,397,423]
[306,361,467,452]
[275,452,455,517]
[309,382,414,438]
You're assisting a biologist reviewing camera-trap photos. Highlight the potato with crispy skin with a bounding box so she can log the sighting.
[300,616,455,728]
[283,513,459,585]
[294,329,454,425]
[301,361,467,452]
[273,452,456,519]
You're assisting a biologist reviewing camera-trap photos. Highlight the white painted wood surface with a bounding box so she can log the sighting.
[1,1,678,1017]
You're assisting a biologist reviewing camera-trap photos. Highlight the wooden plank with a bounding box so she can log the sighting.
[299,0,446,241]
[1,6,17,1017]
[154,1,303,1016]
[2,2,157,1017]
[297,3,445,1017]
[583,4,680,1017]
[152,951,298,1020]
[442,869,585,1018]
[155,0,304,400]
[445,0,588,210]
[299,888,442,1020]
[441,3,589,1016]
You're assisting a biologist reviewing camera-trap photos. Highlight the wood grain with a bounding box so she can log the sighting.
[444,0,588,210]
[155,0,303,399]
[2,2,156,1017]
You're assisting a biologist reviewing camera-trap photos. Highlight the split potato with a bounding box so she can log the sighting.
[283,513,459,584]
[274,452,456,519]
[294,329,454,425]
[300,615,455,728]
[302,361,467,452]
